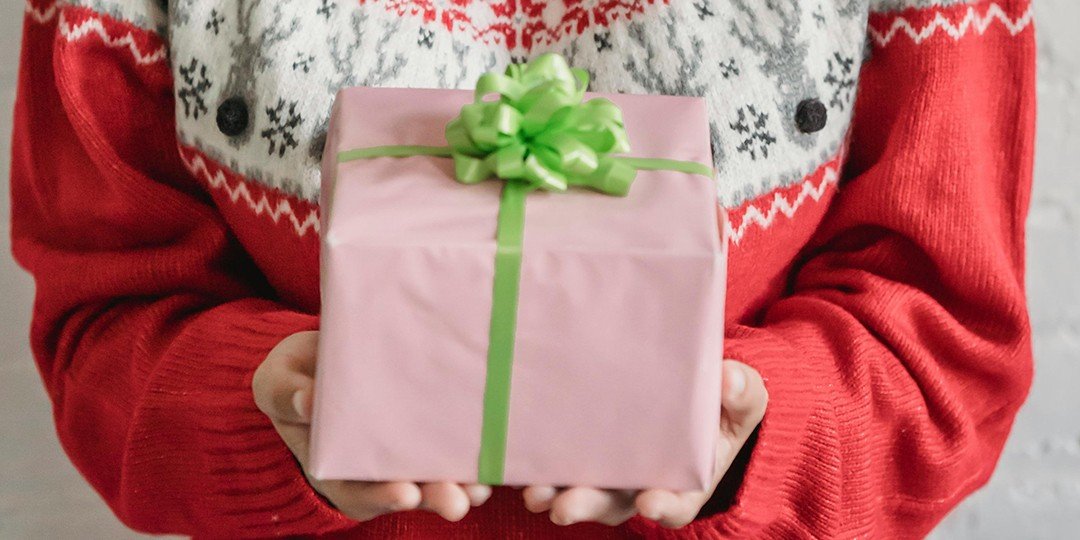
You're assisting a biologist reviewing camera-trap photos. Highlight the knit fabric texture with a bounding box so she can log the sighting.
[10,0,1035,537]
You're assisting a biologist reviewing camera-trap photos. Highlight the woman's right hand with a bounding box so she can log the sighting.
[252,331,492,522]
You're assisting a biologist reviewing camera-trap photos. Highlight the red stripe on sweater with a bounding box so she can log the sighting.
[179,146,322,238]
[726,152,844,247]
[54,6,167,65]
[177,145,322,312]
[869,1,1033,47]
[24,0,58,24]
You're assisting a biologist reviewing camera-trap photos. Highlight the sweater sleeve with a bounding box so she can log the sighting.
[9,5,352,536]
[638,1,1036,538]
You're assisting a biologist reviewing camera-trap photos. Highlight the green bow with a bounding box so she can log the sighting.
[444,53,638,196]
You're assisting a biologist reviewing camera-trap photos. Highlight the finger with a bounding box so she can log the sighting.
[634,362,769,529]
[635,489,710,529]
[463,484,493,507]
[550,487,638,527]
[253,369,315,426]
[720,360,768,439]
[252,335,320,426]
[420,482,472,522]
[522,486,559,513]
[262,331,320,379]
[277,331,320,376]
[320,480,422,522]
[275,421,313,465]
[259,382,315,465]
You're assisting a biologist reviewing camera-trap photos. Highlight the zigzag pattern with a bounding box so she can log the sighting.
[869,2,1034,46]
[29,1,1033,61]
[725,165,839,245]
[24,0,57,23]
[184,141,829,244]
[55,10,167,65]
[180,151,322,237]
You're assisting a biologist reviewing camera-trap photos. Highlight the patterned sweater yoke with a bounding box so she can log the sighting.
[167,0,873,206]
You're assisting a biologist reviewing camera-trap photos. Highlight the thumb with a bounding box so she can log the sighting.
[252,331,319,426]
[720,360,768,439]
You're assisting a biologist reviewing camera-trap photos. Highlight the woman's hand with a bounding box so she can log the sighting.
[522,360,768,528]
[252,331,492,522]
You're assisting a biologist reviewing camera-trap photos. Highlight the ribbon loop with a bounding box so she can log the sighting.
[445,52,635,196]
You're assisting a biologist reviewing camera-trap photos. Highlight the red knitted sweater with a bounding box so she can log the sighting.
[10,0,1035,538]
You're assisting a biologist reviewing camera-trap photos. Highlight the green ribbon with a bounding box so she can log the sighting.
[338,53,713,485]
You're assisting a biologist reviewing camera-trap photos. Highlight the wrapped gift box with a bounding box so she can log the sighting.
[310,84,726,491]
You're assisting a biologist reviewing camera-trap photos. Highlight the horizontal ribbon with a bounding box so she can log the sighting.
[337,53,713,485]
[339,147,712,185]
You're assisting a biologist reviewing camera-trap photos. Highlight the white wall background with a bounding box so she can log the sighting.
[1,2,1077,538]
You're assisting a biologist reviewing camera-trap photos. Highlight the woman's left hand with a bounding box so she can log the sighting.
[522,360,768,528]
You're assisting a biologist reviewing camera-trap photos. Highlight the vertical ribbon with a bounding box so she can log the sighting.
[477,181,530,484]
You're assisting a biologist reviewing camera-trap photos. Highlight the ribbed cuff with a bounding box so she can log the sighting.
[121,300,353,537]
[627,323,821,539]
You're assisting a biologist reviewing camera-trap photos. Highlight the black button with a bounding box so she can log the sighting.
[309,130,328,161]
[795,98,827,133]
[216,97,249,137]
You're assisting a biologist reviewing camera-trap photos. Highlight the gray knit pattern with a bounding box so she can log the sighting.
[72,1,963,206]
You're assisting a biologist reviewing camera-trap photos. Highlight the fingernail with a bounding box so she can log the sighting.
[472,485,493,504]
[292,390,310,421]
[726,367,746,397]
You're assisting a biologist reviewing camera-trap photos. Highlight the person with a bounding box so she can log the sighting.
[10,0,1035,537]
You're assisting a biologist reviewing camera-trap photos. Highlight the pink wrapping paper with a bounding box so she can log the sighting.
[310,87,726,491]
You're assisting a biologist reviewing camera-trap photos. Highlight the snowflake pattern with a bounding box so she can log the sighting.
[694,1,714,19]
[206,8,224,34]
[824,52,857,110]
[594,31,612,52]
[729,105,776,161]
[177,58,211,119]
[293,52,315,73]
[260,99,303,157]
[317,0,336,20]
[719,57,739,78]
[418,27,435,48]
